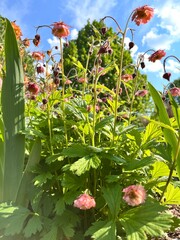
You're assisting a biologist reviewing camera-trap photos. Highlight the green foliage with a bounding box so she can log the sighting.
[1,18,25,202]
[120,200,173,240]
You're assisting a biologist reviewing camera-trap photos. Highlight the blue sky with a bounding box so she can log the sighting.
[0,0,180,91]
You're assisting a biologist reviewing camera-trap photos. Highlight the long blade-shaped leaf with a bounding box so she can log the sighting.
[1,18,25,202]
[148,82,180,177]
[0,118,4,201]
[15,138,41,207]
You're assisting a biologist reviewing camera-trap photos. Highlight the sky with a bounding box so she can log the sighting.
[0,0,180,91]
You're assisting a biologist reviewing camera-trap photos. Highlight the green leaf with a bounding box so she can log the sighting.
[4,207,30,236]
[61,143,89,157]
[70,155,101,175]
[148,83,180,178]
[163,184,180,205]
[102,184,122,219]
[95,115,114,131]
[0,117,4,201]
[85,220,116,240]
[125,156,155,171]
[15,138,41,207]
[120,200,173,240]
[1,18,25,202]
[55,197,65,215]
[150,161,170,178]
[23,215,43,238]
[40,226,58,240]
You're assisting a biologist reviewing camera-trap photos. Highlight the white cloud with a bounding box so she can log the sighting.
[70,28,78,40]
[47,36,66,49]
[142,0,180,50]
[64,0,118,28]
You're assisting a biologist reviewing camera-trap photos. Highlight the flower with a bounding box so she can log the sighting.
[148,50,166,62]
[135,89,148,97]
[163,72,171,81]
[169,87,180,97]
[27,82,39,94]
[36,66,45,74]
[77,77,88,83]
[123,185,146,206]
[73,193,96,210]
[132,5,154,26]
[22,38,30,48]
[32,52,44,61]
[51,21,70,38]
[122,74,133,82]
[11,21,22,39]
[65,79,72,85]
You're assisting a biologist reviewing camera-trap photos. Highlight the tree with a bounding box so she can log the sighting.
[63,19,151,116]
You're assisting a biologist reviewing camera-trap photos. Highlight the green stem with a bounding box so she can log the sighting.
[159,135,180,202]
[59,37,68,147]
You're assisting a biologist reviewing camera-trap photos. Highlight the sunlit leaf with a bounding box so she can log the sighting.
[70,155,101,175]
[120,200,173,240]
[102,184,122,219]
[85,220,116,240]
[163,184,180,205]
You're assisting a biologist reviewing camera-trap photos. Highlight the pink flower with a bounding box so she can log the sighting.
[135,89,148,97]
[51,22,70,38]
[148,50,166,62]
[32,52,44,61]
[77,77,88,83]
[123,185,146,206]
[132,5,154,26]
[122,74,133,82]
[36,66,45,74]
[65,79,72,85]
[169,87,180,96]
[27,82,39,95]
[73,193,96,210]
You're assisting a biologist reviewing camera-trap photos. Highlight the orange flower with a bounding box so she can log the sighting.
[148,50,166,62]
[11,21,22,40]
[32,51,44,61]
[132,5,154,26]
[51,22,70,38]
[22,38,30,48]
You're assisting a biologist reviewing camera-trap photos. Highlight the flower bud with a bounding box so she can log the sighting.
[163,72,171,81]
[101,27,107,35]
[140,62,145,69]
[129,41,134,50]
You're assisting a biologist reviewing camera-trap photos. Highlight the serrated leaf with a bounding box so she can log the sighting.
[85,220,116,240]
[61,144,89,158]
[23,215,42,238]
[163,184,180,205]
[142,122,161,145]
[4,207,30,236]
[70,155,101,176]
[55,197,65,215]
[151,161,170,178]
[120,200,173,240]
[102,184,122,219]
[125,156,155,171]
[40,226,58,240]
[95,115,114,131]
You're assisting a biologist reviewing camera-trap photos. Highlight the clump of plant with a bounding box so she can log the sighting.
[0,5,179,240]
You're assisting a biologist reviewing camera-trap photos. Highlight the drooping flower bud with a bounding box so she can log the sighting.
[73,193,96,210]
[27,82,39,95]
[129,41,135,50]
[163,72,171,81]
[140,62,145,69]
[101,27,107,35]
[36,66,45,74]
